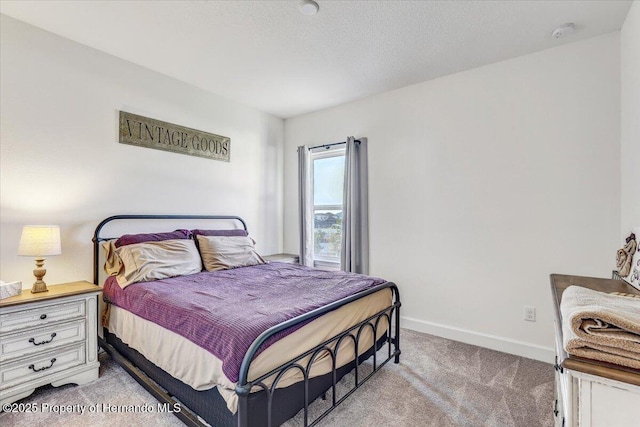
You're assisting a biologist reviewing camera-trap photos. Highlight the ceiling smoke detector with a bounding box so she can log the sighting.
[552,23,575,39]
[299,0,319,16]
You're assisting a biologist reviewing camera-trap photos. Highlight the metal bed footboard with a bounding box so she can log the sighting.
[236,282,401,427]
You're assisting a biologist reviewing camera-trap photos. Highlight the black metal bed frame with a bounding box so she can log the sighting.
[93,214,401,427]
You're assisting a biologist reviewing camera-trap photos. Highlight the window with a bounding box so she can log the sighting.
[311,148,345,266]
[299,137,368,273]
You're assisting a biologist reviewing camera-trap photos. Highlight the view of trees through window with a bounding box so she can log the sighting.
[312,152,345,263]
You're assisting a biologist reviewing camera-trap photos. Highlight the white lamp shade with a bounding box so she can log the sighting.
[18,225,62,257]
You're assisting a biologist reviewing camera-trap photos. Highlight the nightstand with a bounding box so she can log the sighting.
[263,253,300,264]
[0,281,101,406]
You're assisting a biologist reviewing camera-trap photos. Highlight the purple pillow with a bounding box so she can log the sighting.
[114,229,191,248]
[191,229,248,237]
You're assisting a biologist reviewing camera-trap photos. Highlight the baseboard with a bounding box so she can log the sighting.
[401,316,555,364]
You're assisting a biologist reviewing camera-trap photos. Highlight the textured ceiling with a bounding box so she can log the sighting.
[0,1,632,118]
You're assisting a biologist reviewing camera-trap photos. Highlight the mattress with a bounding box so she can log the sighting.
[106,281,391,413]
[102,263,387,382]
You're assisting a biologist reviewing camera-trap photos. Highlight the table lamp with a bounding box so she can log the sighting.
[18,225,62,293]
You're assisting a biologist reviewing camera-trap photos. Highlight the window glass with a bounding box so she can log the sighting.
[313,156,344,206]
[313,208,342,262]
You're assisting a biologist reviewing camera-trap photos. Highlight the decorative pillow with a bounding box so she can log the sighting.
[115,239,202,288]
[196,235,265,272]
[191,229,248,237]
[102,239,121,277]
[115,230,191,248]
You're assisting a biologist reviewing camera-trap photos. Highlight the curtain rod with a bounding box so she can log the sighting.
[308,139,360,150]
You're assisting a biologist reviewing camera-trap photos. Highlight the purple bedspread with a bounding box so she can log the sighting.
[103,262,386,383]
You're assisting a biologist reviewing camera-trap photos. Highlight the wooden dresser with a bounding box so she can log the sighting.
[0,281,101,406]
[551,274,640,427]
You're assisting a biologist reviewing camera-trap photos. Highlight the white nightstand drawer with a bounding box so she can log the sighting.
[0,319,86,362]
[0,343,86,390]
[0,300,85,334]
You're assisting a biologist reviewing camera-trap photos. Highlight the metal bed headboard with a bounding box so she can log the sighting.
[92,214,247,285]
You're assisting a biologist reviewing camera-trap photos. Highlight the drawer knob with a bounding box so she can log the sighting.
[28,333,57,346]
[28,358,56,372]
[40,314,47,320]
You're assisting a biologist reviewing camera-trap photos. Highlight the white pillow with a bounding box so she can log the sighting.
[115,239,202,288]
[196,235,265,272]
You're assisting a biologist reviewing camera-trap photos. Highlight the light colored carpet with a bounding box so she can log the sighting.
[0,329,554,427]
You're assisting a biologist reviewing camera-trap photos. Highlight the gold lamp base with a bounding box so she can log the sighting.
[31,281,49,293]
[30,257,49,293]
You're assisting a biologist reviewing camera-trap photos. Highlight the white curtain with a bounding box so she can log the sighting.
[341,137,369,274]
[297,145,314,266]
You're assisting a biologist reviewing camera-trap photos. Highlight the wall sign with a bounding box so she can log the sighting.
[118,111,230,162]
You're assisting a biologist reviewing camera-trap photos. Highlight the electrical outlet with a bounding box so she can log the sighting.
[524,306,536,322]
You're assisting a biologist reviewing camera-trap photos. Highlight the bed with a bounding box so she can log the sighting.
[93,215,401,427]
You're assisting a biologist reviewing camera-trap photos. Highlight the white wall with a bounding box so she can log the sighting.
[621,1,640,237]
[283,33,621,361]
[0,15,284,288]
